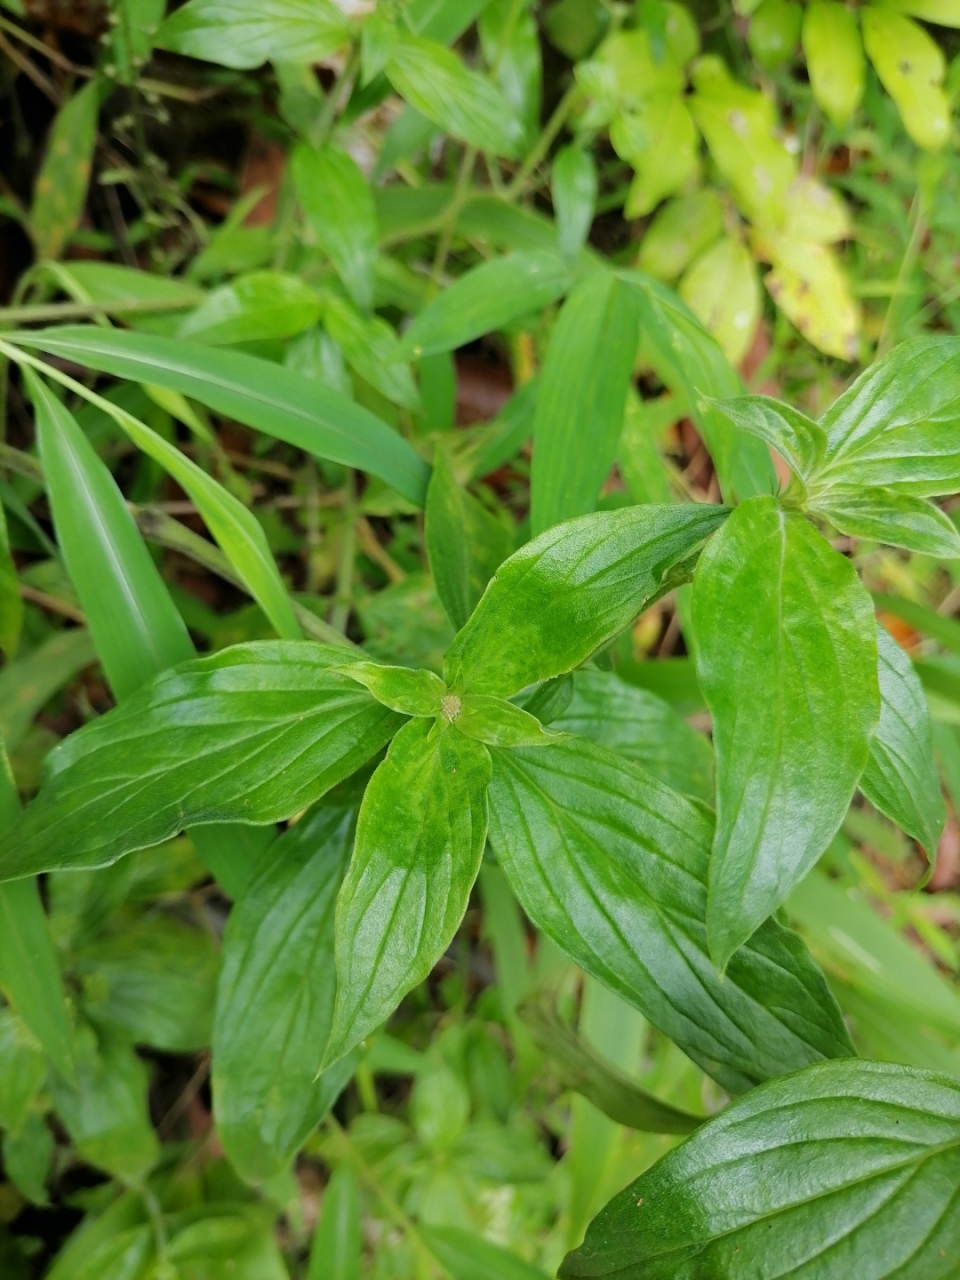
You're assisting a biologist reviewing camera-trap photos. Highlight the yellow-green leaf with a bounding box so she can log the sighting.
[801,2,865,126]
[637,191,724,282]
[862,7,950,151]
[758,232,860,361]
[612,94,700,218]
[679,237,760,366]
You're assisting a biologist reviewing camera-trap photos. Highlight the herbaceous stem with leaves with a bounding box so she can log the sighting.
[2,0,960,1275]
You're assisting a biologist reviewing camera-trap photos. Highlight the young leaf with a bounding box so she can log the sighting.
[425,447,513,631]
[386,32,524,159]
[809,485,960,558]
[552,144,598,260]
[293,142,379,313]
[308,1166,361,1280]
[214,805,360,1183]
[454,694,559,747]
[0,741,74,1081]
[487,736,853,1095]
[178,270,323,345]
[324,719,491,1066]
[30,80,99,261]
[10,328,430,505]
[560,1059,960,1278]
[519,986,702,1135]
[0,644,404,881]
[623,272,776,501]
[802,1,865,126]
[444,502,728,698]
[395,251,572,361]
[817,335,960,496]
[156,0,351,69]
[531,269,640,534]
[704,392,827,483]
[693,496,879,968]
[335,660,446,717]
[860,626,945,857]
[0,505,22,660]
[552,668,714,803]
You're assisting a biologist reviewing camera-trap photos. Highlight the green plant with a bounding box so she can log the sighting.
[2,1,960,1276]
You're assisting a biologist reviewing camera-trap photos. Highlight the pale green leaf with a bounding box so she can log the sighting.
[293,142,379,313]
[802,2,865,126]
[156,0,351,69]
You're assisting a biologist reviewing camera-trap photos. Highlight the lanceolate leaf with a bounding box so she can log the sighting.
[560,1060,960,1278]
[156,0,351,69]
[809,485,960,558]
[308,1166,362,1280]
[817,335,960,496]
[293,142,379,313]
[444,503,728,697]
[487,736,853,1095]
[324,719,491,1067]
[9,328,430,506]
[704,393,827,483]
[396,252,572,361]
[693,497,879,968]
[0,644,404,881]
[531,269,641,534]
[861,626,945,856]
[213,804,361,1183]
[29,79,99,261]
[552,668,714,803]
[0,505,23,660]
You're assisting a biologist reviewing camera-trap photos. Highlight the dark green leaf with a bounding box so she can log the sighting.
[0,643,403,881]
[324,719,491,1066]
[552,668,714,802]
[809,485,960,558]
[156,0,351,69]
[487,735,853,1094]
[531,270,640,534]
[214,805,360,1183]
[293,142,379,313]
[519,986,702,1134]
[425,446,513,630]
[30,80,99,261]
[860,625,944,856]
[693,496,879,968]
[705,393,826,482]
[308,1166,361,1280]
[420,1226,549,1280]
[386,32,524,158]
[3,1112,52,1206]
[560,1059,960,1279]
[552,144,598,261]
[396,251,571,361]
[11,328,430,506]
[623,272,776,501]
[50,1025,159,1181]
[444,503,728,697]
[818,335,960,496]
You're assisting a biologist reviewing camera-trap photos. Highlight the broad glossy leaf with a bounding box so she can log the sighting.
[552,145,597,260]
[11,328,430,505]
[693,496,879,967]
[396,251,571,361]
[30,80,98,260]
[704,392,826,483]
[308,1165,361,1280]
[75,914,220,1053]
[0,643,403,881]
[637,191,724,283]
[552,668,714,802]
[444,502,728,697]
[336,659,445,717]
[560,1059,960,1279]
[0,506,22,659]
[178,271,322,345]
[0,744,74,1080]
[623,272,776,501]
[520,986,702,1134]
[816,335,960,497]
[425,447,513,630]
[810,485,960,558]
[678,237,760,367]
[420,1226,549,1280]
[860,625,944,856]
[293,143,378,313]
[214,805,360,1183]
[26,370,194,697]
[862,8,949,151]
[802,1,865,126]
[487,736,853,1094]
[50,1025,159,1181]
[325,719,491,1066]
[157,0,351,68]
[531,269,640,534]
[760,233,860,362]
[386,32,524,158]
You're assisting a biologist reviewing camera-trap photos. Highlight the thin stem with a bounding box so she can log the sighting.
[431,145,477,286]
[0,29,60,104]
[20,583,86,624]
[505,82,581,201]
[310,43,362,150]
[0,441,43,482]
[0,295,197,326]
[330,470,357,634]
[877,190,924,358]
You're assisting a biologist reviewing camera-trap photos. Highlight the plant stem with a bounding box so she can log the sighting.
[505,82,581,201]
[330,470,357,633]
[431,145,478,286]
[0,296,198,326]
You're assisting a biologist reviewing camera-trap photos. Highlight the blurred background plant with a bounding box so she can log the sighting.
[1,0,960,1275]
